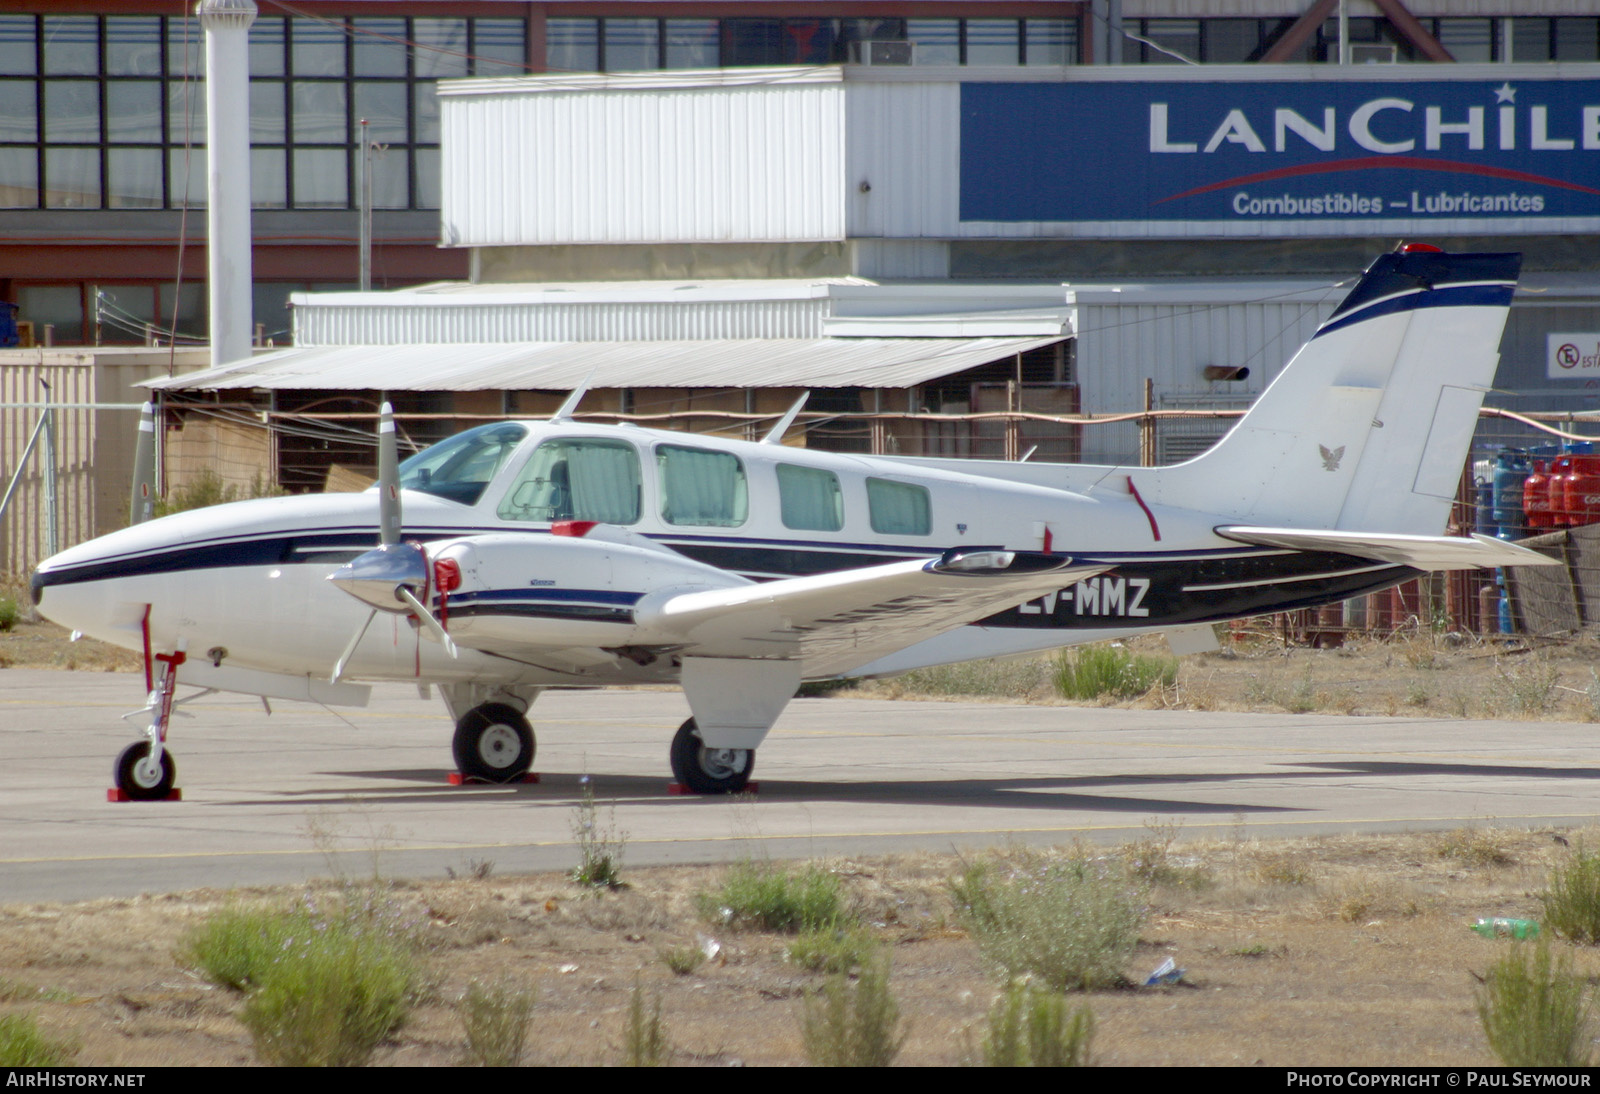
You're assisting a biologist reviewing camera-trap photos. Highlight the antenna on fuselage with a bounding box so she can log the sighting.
[760,392,810,445]
[549,370,596,424]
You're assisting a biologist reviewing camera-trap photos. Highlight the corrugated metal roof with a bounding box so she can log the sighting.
[145,337,1066,393]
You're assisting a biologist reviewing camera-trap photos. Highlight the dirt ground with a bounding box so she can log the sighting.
[0,827,1593,1067]
[3,610,1600,1066]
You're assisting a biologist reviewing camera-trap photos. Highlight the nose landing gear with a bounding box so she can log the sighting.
[110,640,186,802]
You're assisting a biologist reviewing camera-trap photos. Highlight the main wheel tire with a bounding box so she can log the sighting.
[114,741,176,801]
[669,717,754,795]
[452,703,535,783]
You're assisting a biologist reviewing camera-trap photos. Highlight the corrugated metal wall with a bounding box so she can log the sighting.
[441,73,848,247]
[1,353,177,573]
[844,82,960,239]
[294,298,831,345]
[2,362,98,574]
[1073,291,1338,464]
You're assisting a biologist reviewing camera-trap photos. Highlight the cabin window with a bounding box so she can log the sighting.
[498,437,641,524]
[776,463,843,532]
[398,422,527,506]
[866,477,931,536]
[658,444,747,527]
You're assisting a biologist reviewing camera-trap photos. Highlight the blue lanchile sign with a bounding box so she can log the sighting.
[959,78,1600,227]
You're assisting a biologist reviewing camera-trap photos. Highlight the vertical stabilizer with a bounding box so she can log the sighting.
[1136,246,1520,535]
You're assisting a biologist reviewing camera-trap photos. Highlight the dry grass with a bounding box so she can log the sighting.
[13,594,1600,725]
[0,829,1590,1066]
[838,629,1600,724]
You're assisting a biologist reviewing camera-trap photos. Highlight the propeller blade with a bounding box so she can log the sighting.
[397,586,459,658]
[129,401,157,525]
[378,401,401,546]
[331,608,378,683]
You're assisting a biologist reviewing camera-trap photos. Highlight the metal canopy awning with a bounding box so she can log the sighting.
[145,336,1068,393]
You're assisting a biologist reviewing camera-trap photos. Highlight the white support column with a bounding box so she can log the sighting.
[199,0,257,367]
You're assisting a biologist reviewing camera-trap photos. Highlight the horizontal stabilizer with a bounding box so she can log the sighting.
[1215,526,1561,571]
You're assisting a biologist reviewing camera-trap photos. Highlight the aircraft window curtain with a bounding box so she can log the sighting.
[776,463,843,532]
[567,440,641,524]
[867,477,931,536]
[658,444,748,527]
[496,438,640,523]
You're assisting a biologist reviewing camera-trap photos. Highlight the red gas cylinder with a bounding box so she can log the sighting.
[1563,454,1600,528]
[1524,460,1553,530]
[1549,456,1577,527]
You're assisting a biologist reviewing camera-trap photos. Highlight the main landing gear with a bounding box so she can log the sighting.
[669,717,754,795]
[452,702,535,783]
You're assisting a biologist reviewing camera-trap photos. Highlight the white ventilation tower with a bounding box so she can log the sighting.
[199,0,257,366]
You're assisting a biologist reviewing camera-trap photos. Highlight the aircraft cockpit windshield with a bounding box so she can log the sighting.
[397,422,529,506]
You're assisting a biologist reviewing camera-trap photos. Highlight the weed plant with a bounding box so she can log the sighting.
[570,780,626,889]
[1541,842,1600,943]
[1122,820,1212,890]
[621,978,668,1066]
[1491,661,1559,715]
[699,861,847,933]
[182,904,300,992]
[0,1013,75,1066]
[1476,939,1594,1066]
[977,979,1094,1067]
[0,596,16,633]
[186,889,421,1067]
[951,850,1145,992]
[799,953,905,1067]
[787,925,879,974]
[460,979,534,1067]
[1283,667,1318,713]
[1250,850,1313,887]
[1434,826,1514,868]
[658,944,705,976]
[1054,644,1176,702]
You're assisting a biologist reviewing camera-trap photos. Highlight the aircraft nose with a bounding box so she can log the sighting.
[328,542,429,612]
[28,568,45,606]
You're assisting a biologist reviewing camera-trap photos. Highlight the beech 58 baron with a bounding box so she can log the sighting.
[32,244,1557,800]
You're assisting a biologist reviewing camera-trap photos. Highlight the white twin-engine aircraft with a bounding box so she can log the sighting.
[32,244,1557,800]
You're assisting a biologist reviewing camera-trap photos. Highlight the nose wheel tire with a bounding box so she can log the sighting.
[452,703,535,783]
[669,717,754,795]
[114,741,176,801]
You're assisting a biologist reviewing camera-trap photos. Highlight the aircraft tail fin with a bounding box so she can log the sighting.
[1135,245,1521,536]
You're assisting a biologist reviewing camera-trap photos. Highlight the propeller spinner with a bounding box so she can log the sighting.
[328,402,458,682]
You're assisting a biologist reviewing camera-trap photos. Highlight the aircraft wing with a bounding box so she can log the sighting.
[1214,527,1561,570]
[637,549,1108,678]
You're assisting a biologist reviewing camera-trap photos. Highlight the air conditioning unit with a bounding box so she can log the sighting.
[1350,43,1397,64]
[847,40,914,66]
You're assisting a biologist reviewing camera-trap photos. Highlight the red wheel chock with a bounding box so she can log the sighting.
[107,787,182,803]
[447,772,540,786]
[667,781,759,796]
